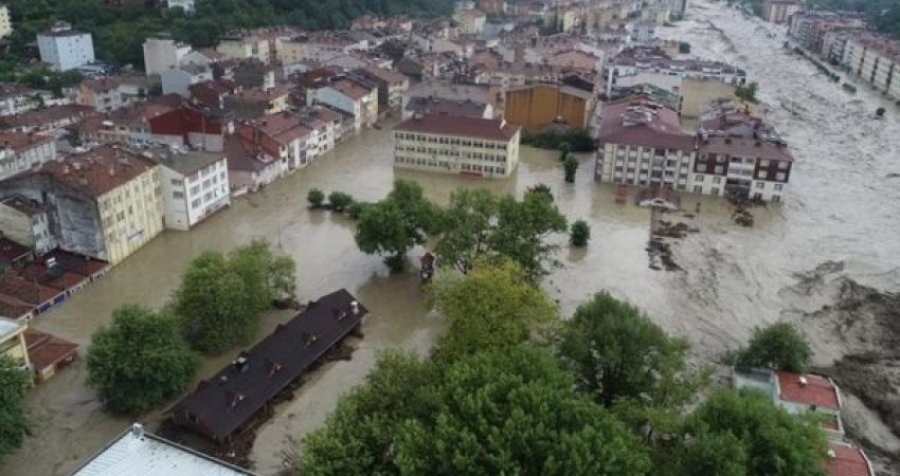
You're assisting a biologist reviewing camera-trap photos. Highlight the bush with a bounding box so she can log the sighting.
[563,156,578,183]
[307,188,325,208]
[0,356,31,459]
[679,42,691,54]
[521,128,596,151]
[87,306,199,415]
[328,191,355,211]
[735,82,759,103]
[346,201,369,220]
[733,322,811,372]
[570,220,590,246]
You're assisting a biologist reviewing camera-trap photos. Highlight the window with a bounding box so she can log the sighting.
[694,174,704,182]
[778,161,789,170]
[170,178,182,186]
[774,183,783,191]
[776,173,786,181]
[191,198,201,209]
[712,176,722,184]
[755,182,764,189]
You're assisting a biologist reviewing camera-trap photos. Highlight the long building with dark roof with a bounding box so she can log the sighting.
[170,289,368,443]
[392,114,521,178]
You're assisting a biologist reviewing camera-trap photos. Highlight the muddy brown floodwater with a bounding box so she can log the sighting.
[4,1,900,474]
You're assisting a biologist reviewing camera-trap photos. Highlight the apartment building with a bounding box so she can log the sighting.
[788,11,865,54]
[217,34,271,64]
[358,65,410,111]
[843,35,900,101]
[142,35,193,76]
[393,114,521,178]
[161,64,214,98]
[761,0,801,24]
[0,146,164,264]
[0,195,55,255]
[307,78,378,132]
[37,21,95,72]
[146,148,230,230]
[0,5,12,39]
[148,103,234,152]
[0,132,57,180]
[605,47,748,96]
[595,100,697,191]
[236,112,312,172]
[77,78,125,112]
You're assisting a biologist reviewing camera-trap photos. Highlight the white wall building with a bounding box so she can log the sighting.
[161,64,213,98]
[147,148,230,231]
[308,79,377,133]
[0,5,12,38]
[165,0,195,14]
[393,115,521,178]
[0,132,57,180]
[142,36,193,76]
[37,21,95,72]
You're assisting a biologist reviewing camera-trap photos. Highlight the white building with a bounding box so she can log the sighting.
[161,64,213,98]
[71,423,257,476]
[393,114,521,178]
[165,0,195,14]
[0,131,57,180]
[0,195,55,255]
[146,148,230,231]
[0,5,12,39]
[605,47,748,97]
[307,78,378,133]
[142,35,193,76]
[37,21,95,72]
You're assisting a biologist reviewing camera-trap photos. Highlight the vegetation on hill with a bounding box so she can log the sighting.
[0,0,453,73]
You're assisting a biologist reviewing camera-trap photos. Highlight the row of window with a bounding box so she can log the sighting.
[395,133,508,150]
[394,156,507,175]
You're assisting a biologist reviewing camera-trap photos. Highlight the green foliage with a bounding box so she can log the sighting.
[563,155,578,183]
[557,292,708,409]
[327,191,354,212]
[345,201,369,220]
[433,189,499,274]
[488,187,568,280]
[300,346,652,476]
[733,322,811,372]
[675,389,828,476]
[678,42,691,54]
[735,82,759,103]
[307,188,325,208]
[354,180,438,272]
[521,128,596,151]
[570,220,591,247]
[174,241,295,354]
[0,0,452,70]
[87,306,199,415]
[429,258,558,361]
[0,355,31,460]
[16,69,82,96]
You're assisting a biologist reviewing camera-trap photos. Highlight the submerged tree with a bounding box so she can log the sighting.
[733,322,811,372]
[564,155,578,182]
[570,220,591,247]
[0,356,30,459]
[87,306,198,415]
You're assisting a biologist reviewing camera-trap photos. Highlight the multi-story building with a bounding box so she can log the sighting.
[149,103,233,152]
[843,35,900,101]
[595,100,697,191]
[224,85,289,120]
[164,0,195,14]
[161,64,214,98]
[0,131,57,180]
[142,35,193,76]
[37,21,95,72]
[788,11,865,54]
[761,0,801,24]
[393,114,521,178]
[504,83,596,129]
[0,104,97,134]
[358,65,410,111]
[0,146,164,264]
[76,95,179,147]
[145,148,230,230]
[605,47,748,96]
[217,34,271,64]
[236,112,312,172]
[0,5,12,39]
[307,78,378,132]
[0,195,55,255]
[77,78,125,113]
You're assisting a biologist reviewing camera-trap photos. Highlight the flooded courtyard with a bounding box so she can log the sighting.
[3,0,900,474]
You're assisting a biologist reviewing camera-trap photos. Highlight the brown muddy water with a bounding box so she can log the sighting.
[4,1,900,474]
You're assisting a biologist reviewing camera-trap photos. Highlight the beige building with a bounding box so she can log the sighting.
[216,35,271,64]
[453,9,487,35]
[393,114,521,178]
[0,318,30,370]
[844,35,900,101]
[761,0,801,24]
[0,5,11,39]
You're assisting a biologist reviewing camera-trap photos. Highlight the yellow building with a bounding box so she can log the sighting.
[0,318,30,370]
[216,35,271,64]
[393,115,521,178]
[0,5,11,39]
[504,84,595,130]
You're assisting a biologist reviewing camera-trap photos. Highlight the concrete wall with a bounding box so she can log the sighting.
[504,85,588,129]
[680,78,738,119]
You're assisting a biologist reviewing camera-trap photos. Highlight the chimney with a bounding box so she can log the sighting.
[798,376,808,386]
[350,300,359,315]
[131,423,144,440]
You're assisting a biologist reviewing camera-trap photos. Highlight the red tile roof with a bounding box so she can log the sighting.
[395,114,520,142]
[329,79,372,100]
[0,238,30,263]
[25,329,78,375]
[0,131,53,151]
[29,146,156,197]
[777,371,840,411]
[701,137,794,162]
[597,99,695,150]
[824,443,873,476]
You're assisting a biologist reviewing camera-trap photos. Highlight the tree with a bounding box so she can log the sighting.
[558,141,571,161]
[557,292,708,409]
[570,220,591,247]
[307,188,325,208]
[174,251,258,354]
[678,42,691,54]
[0,356,30,460]
[489,188,567,280]
[433,189,498,273]
[355,180,437,272]
[300,346,652,476]
[328,191,354,212]
[345,201,368,220]
[735,82,759,103]
[563,155,578,182]
[674,389,828,476]
[429,258,558,360]
[87,306,199,415]
[733,322,811,372]
[228,239,297,304]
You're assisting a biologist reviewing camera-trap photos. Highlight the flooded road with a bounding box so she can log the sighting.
[3,1,900,474]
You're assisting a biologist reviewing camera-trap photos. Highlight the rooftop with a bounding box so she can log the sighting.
[777,371,841,411]
[25,328,77,376]
[71,424,257,476]
[1,194,43,217]
[597,99,695,150]
[0,131,54,151]
[405,96,488,118]
[0,316,24,341]
[29,146,157,197]
[824,442,874,476]
[329,78,372,100]
[171,290,367,442]
[143,147,226,177]
[395,114,519,141]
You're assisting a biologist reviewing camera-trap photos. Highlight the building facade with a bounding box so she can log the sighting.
[503,84,595,129]
[37,21,95,72]
[761,0,801,24]
[142,36,193,76]
[393,114,521,178]
[0,132,57,181]
[148,148,231,230]
[0,195,55,255]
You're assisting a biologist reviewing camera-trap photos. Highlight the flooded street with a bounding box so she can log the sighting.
[3,1,900,474]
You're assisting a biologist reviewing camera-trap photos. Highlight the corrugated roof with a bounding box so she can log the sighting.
[71,426,256,476]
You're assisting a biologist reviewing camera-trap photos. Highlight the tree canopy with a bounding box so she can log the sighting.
[0,355,31,460]
[733,322,812,372]
[428,258,558,361]
[86,306,199,415]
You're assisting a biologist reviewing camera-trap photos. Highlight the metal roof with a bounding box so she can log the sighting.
[71,424,257,476]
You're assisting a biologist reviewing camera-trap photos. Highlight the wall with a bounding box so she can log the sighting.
[680,78,738,118]
[504,85,588,129]
[96,167,164,264]
[393,129,519,178]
